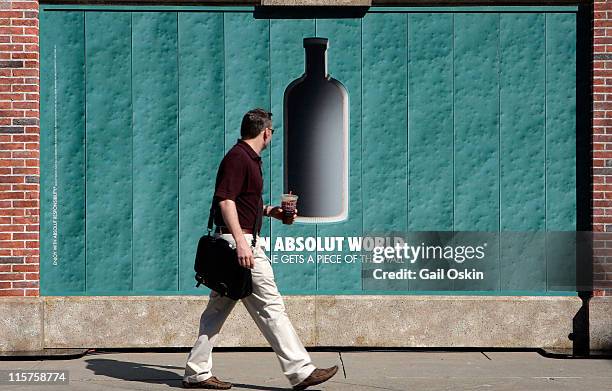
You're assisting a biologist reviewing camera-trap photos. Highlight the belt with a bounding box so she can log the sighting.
[214,226,254,234]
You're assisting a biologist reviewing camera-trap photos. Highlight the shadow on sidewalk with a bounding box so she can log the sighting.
[84,357,301,390]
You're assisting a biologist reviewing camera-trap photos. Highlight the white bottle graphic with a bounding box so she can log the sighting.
[283,37,349,224]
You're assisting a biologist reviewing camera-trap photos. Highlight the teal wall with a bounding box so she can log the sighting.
[39,5,578,296]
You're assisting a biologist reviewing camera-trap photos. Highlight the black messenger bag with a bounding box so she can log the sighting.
[193,198,261,300]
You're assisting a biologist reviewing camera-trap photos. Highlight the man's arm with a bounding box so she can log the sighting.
[219,199,254,269]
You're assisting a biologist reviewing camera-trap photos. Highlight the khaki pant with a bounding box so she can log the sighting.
[184,233,316,386]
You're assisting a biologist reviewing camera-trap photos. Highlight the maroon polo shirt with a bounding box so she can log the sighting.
[213,139,263,233]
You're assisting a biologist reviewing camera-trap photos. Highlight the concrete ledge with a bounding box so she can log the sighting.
[41,295,582,349]
[315,296,580,348]
[0,298,43,351]
[1,295,605,351]
[43,296,315,348]
[591,296,612,351]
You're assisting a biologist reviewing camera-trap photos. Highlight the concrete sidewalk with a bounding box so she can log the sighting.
[0,350,611,390]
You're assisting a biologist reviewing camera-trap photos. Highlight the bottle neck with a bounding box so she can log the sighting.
[305,46,327,79]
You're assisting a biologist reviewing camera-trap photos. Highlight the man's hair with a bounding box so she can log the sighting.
[240,108,272,140]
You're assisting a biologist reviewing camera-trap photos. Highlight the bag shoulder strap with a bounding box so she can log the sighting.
[206,198,216,234]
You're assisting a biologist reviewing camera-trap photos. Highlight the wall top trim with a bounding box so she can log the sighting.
[39,2,581,11]
[39,0,585,9]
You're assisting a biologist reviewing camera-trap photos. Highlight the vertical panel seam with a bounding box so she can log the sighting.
[131,11,134,292]
[497,12,501,289]
[360,17,364,291]
[544,13,547,233]
[314,18,318,292]
[405,12,410,290]
[311,21,316,292]
[544,13,548,291]
[407,13,410,233]
[449,12,457,290]
[177,11,180,291]
[360,17,363,291]
[314,19,317,293]
[83,11,87,293]
[268,18,272,245]
[451,12,455,291]
[452,13,455,233]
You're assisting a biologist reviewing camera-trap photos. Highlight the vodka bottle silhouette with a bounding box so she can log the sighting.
[283,37,349,223]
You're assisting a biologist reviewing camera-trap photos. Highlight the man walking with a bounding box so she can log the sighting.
[183,108,338,390]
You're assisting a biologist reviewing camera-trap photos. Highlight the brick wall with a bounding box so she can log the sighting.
[0,1,603,297]
[0,0,39,297]
[594,0,612,296]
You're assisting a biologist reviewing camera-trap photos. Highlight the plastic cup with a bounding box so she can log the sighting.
[281,194,298,225]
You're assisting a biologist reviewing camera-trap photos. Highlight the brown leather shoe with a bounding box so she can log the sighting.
[292,365,339,390]
[182,376,232,389]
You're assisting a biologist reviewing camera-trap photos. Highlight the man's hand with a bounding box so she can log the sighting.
[236,238,254,269]
[268,206,298,224]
